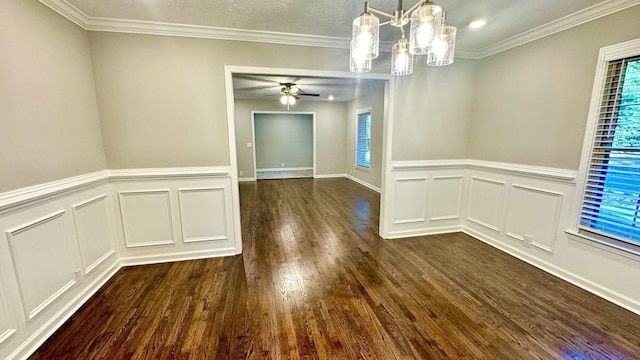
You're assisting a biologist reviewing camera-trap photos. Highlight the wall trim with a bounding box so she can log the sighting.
[118,247,238,267]
[0,170,110,215]
[38,0,640,59]
[475,0,640,58]
[314,174,346,179]
[238,177,257,182]
[391,159,575,183]
[345,174,381,193]
[387,226,462,239]
[7,260,120,360]
[462,227,640,316]
[109,167,230,181]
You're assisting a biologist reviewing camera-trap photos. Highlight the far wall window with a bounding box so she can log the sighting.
[356,109,371,169]
[578,46,640,251]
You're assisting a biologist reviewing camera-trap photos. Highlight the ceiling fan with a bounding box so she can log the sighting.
[279,83,319,109]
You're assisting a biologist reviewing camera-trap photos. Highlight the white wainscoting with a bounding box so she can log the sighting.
[118,190,176,248]
[384,159,640,315]
[178,187,230,243]
[386,162,466,238]
[6,210,78,321]
[466,176,506,232]
[0,166,238,360]
[110,168,238,266]
[0,292,16,346]
[71,194,116,276]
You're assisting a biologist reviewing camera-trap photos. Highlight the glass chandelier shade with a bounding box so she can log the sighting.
[348,1,456,76]
[351,12,379,61]
[427,22,456,66]
[350,40,372,73]
[409,2,443,55]
[391,38,413,76]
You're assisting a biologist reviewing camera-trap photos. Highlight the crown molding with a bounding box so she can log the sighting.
[476,0,640,58]
[39,0,639,60]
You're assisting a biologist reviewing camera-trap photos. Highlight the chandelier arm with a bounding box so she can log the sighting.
[367,6,394,19]
[379,20,391,26]
[405,0,426,16]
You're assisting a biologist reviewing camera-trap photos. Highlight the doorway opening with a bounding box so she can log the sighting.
[252,112,316,180]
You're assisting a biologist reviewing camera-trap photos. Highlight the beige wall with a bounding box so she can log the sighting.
[469,5,640,170]
[0,0,106,192]
[346,83,386,188]
[89,32,389,169]
[392,59,477,161]
[234,99,348,178]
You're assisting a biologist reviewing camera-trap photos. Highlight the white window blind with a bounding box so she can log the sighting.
[356,110,371,168]
[579,55,640,245]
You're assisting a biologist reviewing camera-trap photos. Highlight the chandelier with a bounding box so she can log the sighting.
[350,0,457,76]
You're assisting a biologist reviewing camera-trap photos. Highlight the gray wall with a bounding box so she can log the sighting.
[469,5,640,169]
[234,100,348,178]
[254,113,313,170]
[89,32,389,170]
[0,0,106,192]
[392,59,477,161]
[346,83,386,188]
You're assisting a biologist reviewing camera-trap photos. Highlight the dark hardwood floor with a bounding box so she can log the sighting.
[31,178,640,359]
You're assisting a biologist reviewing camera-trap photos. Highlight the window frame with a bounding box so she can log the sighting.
[570,38,640,257]
[355,108,372,170]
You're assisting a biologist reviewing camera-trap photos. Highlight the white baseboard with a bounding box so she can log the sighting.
[8,260,120,360]
[119,248,238,267]
[256,167,313,172]
[238,177,257,182]
[387,226,462,239]
[462,227,640,316]
[314,173,346,179]
[345,174,381,193]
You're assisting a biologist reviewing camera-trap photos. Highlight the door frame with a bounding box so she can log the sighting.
[252,111,316,180]
[224,66,395,253]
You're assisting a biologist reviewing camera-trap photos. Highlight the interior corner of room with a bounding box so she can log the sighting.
[1,0,640,358]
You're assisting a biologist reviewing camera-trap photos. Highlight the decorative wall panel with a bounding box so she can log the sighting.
[430,175,464,221]
[178,187,228,243]
[118,190,175,248]
[506,184,563,252]
[393,177,428,224]
[72,194,115,274]
[6,211,77,320]
[467,177,505,232]
[0,291,16,345]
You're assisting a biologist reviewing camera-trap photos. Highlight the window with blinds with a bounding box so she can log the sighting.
[579,55,640,245]
[356,110,371,169]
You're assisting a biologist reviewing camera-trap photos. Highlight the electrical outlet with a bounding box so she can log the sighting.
[239,170,244,176]
[523,234,532,248]
[247,142,252,148]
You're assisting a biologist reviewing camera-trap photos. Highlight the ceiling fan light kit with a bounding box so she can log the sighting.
[350,0,457,76]
[278,83,318,109]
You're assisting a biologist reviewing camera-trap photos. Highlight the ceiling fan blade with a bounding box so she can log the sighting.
[298,93,320,97]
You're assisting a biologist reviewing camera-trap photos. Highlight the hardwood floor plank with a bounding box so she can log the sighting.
[30,178,640,359]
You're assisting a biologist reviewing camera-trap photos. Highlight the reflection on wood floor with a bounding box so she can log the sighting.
[31,178,640,359]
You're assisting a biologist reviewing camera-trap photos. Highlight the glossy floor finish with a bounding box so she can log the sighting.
[31,178,640,359]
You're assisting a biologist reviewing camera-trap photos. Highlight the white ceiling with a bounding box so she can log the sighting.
[41,0,640,102]
[52,0,640,54]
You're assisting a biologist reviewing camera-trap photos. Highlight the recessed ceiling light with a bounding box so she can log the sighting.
[328,95,335,101]
[469,18,487,29]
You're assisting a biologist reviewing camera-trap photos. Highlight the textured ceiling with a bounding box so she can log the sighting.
[64,0,614,50]
[55,0,638,102]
